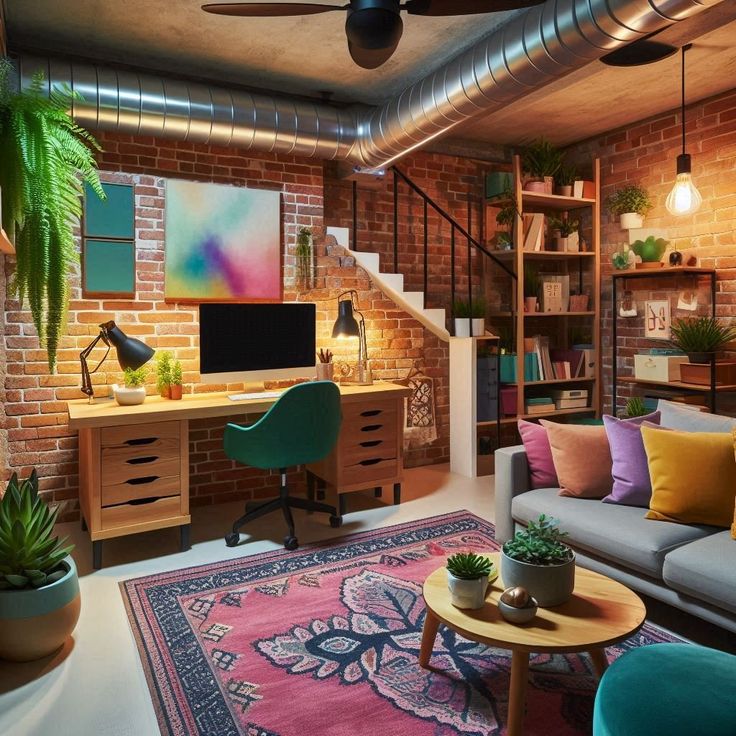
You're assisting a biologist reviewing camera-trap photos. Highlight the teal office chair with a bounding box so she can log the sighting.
[223,381,342,550]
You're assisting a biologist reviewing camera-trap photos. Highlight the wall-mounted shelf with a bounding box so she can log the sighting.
[524,311,596,318]
[520,192,596,210]
[619,376,736,393]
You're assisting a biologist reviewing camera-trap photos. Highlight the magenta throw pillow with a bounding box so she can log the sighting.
[518,419,558,488]
[602,411,661,507]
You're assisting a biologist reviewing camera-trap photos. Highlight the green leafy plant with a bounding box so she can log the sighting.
[171,360,183,386]
[0,59,105,372]
[495,176,521,231]
[446,552,493,580]
[295,227,313,289]
[625,396,648,418]
[521,138,563,179]
[631,235,668,263]
[606,185,651,217]
[669,316,736,354]
[554,161,578,187]
[523,265,540,298]
[0,470,74,590]
[549,216,580,237]
[497,324,515,354]
[502,514,573,566]
[156,351,173,394]
[453,297,486,319]
[123,366,147,388]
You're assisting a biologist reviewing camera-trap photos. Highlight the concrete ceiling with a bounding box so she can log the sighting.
[4,0,519,104]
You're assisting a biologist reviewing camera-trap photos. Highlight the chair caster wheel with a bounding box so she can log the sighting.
[225,533,240,548]
[284,536,299,551]
[329,515,343,528]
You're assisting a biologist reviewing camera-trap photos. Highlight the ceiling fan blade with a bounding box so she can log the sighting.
[404,0,544,15]
[348,40,399,69]
[202,3,346,17]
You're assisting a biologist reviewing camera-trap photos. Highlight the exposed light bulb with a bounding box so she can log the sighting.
[665,154,702,217]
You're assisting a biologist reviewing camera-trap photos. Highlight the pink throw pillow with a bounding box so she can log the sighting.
[518,419,558,488]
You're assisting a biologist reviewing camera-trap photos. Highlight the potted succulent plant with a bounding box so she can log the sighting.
[548,215,580,252]
[521,139,563,194]
[554,161,578,197]
[156,350,173,398]
[446,551,495,610]
[453,297,486,337]
[670,316,736,364]
[606,184,652,229]
[114,366,147,406]
[169,359,183,400]
[631,235,668,269]
[0,470,80,661]
[501,514,575,606]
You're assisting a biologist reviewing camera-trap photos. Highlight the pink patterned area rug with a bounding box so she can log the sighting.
[121,511,680,736]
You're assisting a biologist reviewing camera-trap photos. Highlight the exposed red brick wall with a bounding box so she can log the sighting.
[568,88,736,413]
[1,133,450,519]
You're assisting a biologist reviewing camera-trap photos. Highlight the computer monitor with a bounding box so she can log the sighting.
[199,302,316,383]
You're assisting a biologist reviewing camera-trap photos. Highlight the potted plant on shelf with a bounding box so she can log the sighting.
[630,235,668,269]
[548,215,580,252]
[114,366,148,406]
[501,514,575,607]
[446,551,496,610]
[453,297,486,337]
[606,184,652,229]
[0,470,80,661]
[156,350,173,398]
[523,265,540,313]
[295,227,313,290]
[494,178,520,250]
[670,316,736,366]
[170,360,184,400]
[521,138,563,194]
[554,161,578,197]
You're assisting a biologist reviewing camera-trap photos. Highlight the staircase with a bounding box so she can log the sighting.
[326,226,451,341]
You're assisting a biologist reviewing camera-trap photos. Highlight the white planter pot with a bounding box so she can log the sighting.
[471,318,485,337]
[447,571,488,610]
[620,212,644,229]
[112,385,146,406]
[500,549,576,607]
[454,318,471,338]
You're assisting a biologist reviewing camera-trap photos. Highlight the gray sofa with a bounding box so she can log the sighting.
[495,445,736,634]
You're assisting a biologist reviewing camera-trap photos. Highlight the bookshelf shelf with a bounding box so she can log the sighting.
[491,250,596,260]
[520,191,596,210]
[618,376,736,393]
[524,311,596,318]
[488,406,596,426]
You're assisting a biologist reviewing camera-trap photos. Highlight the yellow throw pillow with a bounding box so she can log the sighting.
[732,429,736,540]
[642,426,736,527]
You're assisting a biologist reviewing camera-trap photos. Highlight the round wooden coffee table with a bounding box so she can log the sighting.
[420,553,646,736]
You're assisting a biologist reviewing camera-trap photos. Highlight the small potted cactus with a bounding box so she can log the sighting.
[446,551,495,609]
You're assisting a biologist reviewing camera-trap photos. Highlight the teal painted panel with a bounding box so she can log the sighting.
[84,182,135,239]
[84,240,135,296]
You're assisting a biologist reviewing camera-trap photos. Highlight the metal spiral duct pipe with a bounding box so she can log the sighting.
[17,0,719,167]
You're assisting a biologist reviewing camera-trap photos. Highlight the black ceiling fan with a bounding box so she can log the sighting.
[201,0,545,69]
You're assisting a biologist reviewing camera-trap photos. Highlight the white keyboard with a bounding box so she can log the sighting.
[228,391,283,402]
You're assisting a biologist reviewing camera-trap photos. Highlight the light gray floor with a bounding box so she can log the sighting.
[0,464,495,736]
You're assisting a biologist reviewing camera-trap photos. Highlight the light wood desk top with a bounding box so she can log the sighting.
[67,382,412,429]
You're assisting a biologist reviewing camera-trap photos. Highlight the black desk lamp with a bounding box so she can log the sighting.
[80,320,155,403]
[332,290,372,385]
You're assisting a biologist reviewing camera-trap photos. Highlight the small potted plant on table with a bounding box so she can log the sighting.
[0,470,79,661]
[156,350,173,398]
[446,551,496,610]
[501,514,575,606]
[606,184,651,229]
[114,366,147,406]
[631,235,668,269]
[170,359,184,400]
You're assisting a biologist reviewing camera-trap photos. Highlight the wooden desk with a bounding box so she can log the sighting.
[67,382,410,568]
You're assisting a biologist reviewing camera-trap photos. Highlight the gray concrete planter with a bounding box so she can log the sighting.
[447,571,488,610]
[500,549,575,607]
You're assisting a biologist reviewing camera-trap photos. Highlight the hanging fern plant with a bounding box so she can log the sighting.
[0,58,105,372]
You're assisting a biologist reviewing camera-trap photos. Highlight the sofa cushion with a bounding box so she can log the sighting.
[518,419,558,489]
[511,488,715,578]
[663,531,736,615]
[657,398,736,433]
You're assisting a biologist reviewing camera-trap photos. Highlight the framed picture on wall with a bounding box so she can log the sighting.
[164,180,282,302]
[644,300,671,340]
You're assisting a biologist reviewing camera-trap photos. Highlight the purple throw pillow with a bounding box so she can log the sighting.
[602,411,661,507]
[518,419,558,489]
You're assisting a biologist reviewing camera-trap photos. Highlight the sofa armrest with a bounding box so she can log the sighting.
[493,445,530,544]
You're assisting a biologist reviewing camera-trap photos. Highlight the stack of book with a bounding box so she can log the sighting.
[529,338,590,381]
[526,397,554,415]
[551,388,589,409]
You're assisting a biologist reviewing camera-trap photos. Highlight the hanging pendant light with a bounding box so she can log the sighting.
[665,44,702,216]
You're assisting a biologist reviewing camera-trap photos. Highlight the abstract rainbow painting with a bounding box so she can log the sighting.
[164,180,281,302]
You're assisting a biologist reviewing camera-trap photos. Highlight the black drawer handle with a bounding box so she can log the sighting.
[126,475,159,485]
[126,456,159,465]
[361,424,383,432]
[128,496,159,506]
[360,409,382,417]
[359,440,382,448]
[125,437,157,446]
[359,458,383,466]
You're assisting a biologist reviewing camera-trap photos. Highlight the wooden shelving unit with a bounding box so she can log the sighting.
[483,154,601,425]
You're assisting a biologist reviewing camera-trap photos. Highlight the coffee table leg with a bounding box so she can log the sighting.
[507,650,529,736]
[419,610,441,668]
[589,647,609,677]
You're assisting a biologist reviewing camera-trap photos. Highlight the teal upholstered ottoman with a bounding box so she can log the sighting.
[594,643,736,736]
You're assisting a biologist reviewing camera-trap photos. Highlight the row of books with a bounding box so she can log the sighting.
[529,336,594,380]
